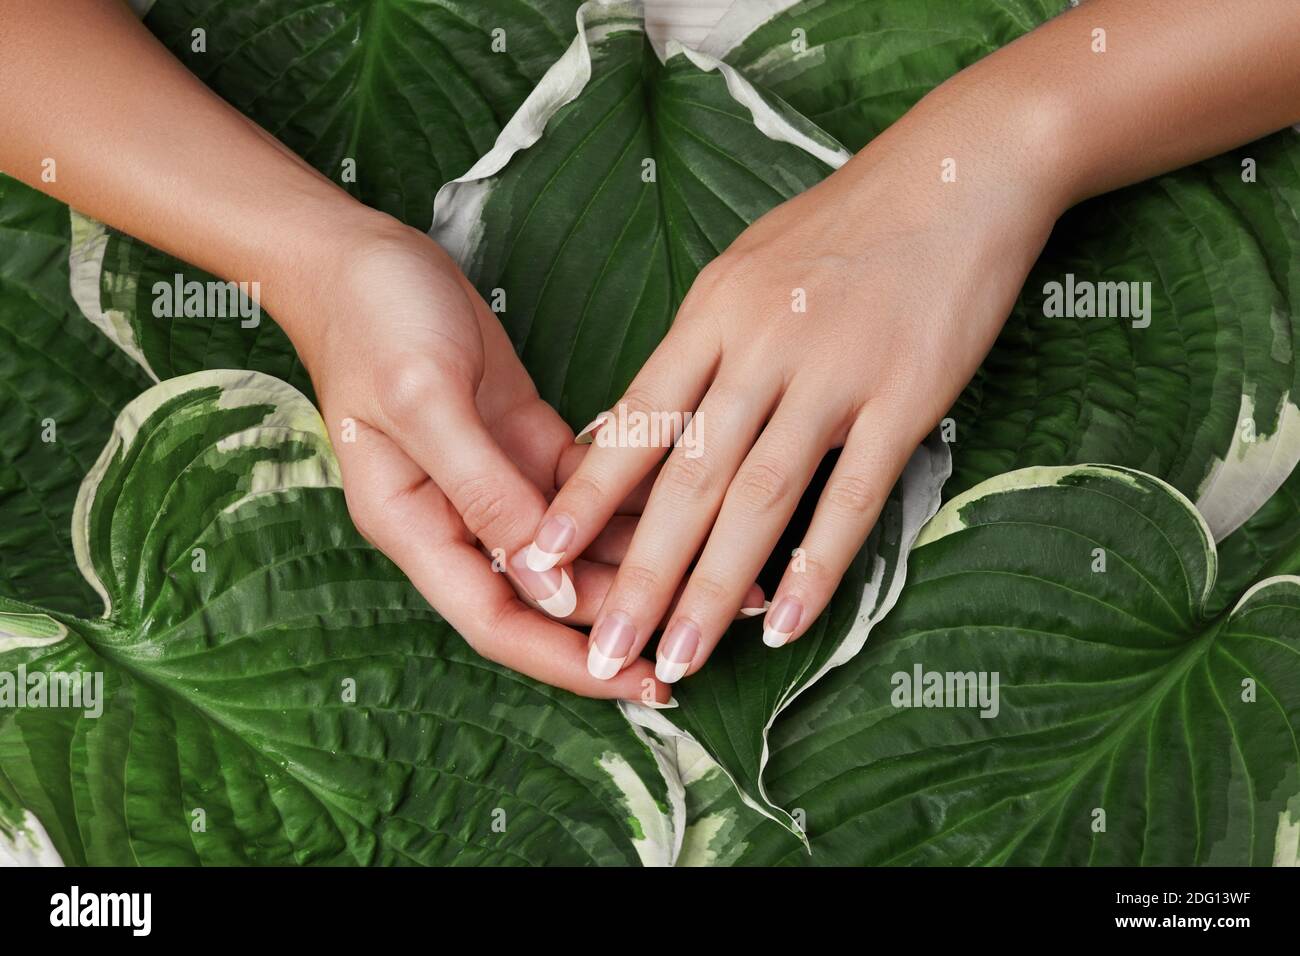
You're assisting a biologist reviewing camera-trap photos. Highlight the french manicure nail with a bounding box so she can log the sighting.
[587,611,636,680]
[763,596,802,647]
[740,600,770,617]
[636,695,678,710]
[509,550,577,618]
[574,414,609,445]
[656,620,700,684]
[525,514,576,572]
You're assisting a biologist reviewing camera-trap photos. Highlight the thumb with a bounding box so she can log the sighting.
[383,375,576,617]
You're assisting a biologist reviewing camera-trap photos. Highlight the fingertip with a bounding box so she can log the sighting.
[524,542,562,573]
[586,609,636,679]
[609,659,671,705]
[524,513,576,572]
[739,582,767,617]
[574,414,609,444]
[762,595,803,648]
[508,549,577,619]
[655,619,700,684]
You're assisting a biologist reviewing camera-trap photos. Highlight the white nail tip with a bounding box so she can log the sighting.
[525,543,562,573]
[640,696,679,710]
[762,627,791,648]
[655,658,689,684]
[587,643,624,680]
[538,569,577,618]
[574,416,606,444]
[740,605,768,617]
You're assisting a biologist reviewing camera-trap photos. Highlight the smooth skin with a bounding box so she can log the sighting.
[3,2,1299,694]
[524,0,1300,683]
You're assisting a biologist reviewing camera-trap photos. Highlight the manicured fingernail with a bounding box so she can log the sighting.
[635,695,678,709]
[587,611,636,680]
[763,596,802,647]
[509,550,576,618]
[525,514,576,572]
[656,620,700,684]
[574,414,609,444]
[739,584,767,617]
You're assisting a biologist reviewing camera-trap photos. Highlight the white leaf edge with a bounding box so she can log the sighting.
[1197,392,1300,540]
[70,369,338,620]
[0,610,67,654]
[696,0,803,60]
[67,210,160,383]
[0,810,64,867]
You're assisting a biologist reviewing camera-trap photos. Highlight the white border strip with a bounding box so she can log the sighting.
[67,211,160,382]
[697,0,803,59]
[429,0,645,265]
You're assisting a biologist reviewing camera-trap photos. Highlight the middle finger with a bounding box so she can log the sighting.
[585,375,779,680]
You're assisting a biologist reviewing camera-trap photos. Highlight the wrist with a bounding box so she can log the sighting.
[830,73,1068,258]
[913,67,1078,223]
[256,197,422,365]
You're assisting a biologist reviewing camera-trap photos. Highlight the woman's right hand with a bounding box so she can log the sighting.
[286,215,674,701]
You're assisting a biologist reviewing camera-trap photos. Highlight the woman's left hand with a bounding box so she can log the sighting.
[523,90,1067,684]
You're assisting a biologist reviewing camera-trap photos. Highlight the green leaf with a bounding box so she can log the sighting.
[733,465,1300,865]
[0,177,152,616]
[673,737,799,866]
[430,1,950,835]
[707,0,1060,153]
[712,1,1300,541]
[433,1,847,429]
[950,138,1300,541]
[145,0,585,226]
[66,0,587,385]
[1211,463,1300,615]
[69,211,313,395]
[0,369,680,866]
[57,0,944,858]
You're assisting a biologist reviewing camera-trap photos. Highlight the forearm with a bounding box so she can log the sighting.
[0,0,386,324]
[994,0,1299,203]
[836,0,1300,219]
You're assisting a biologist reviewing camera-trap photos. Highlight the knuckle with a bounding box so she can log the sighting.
[733,459,794,513]
[825,474,883,517]
[558,472,607,510]
[471,605,516,663]
[792,551,834,588]
[660,453,717,498]
[343,488,384,545]
[615,563,662,600]
[617,386,663,421]
[686,257,731,302]
[375,357,440,427]
[685,571,730,606]
[692,253,747,302]
[450,475,517,543]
